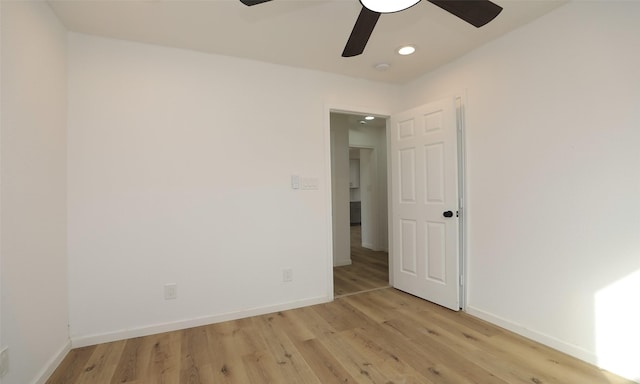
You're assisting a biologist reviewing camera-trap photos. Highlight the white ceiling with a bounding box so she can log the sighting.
[48,0,568,84]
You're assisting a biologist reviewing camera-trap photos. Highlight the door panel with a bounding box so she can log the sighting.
[426,221,446,282]
[399,149,416,202]
[400,219,417,275]
[391,97,460,311]
[425,143,445,203]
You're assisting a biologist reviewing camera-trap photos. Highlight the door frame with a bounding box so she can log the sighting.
[455,95,468,309]
[324,99,468,308]
[325,105,391,300]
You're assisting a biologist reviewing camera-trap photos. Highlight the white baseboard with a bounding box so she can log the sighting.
[71,295,331,348]
[334,259,352,267]
[466,306,640,383]
[33,339,71,384]
[362,242,375,250]
[466,305,598,365]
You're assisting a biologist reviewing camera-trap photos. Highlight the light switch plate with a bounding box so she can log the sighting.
[291,175,300,190]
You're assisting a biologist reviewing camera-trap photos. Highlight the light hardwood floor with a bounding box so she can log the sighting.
[47,287,633,384]
[333,225,390,297]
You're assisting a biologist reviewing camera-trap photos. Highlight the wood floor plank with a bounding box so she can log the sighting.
[317,330,394,384]
[312,298,379,333]
[379,317,512,384]
[341,289,402,323]
[285,305,337,339]
[252,313,321,384]
[333,225,389,297]
[205,320,254,384]
[146,330,182,383]
[109,337,148,383]
[333,274,365,297]
[421,310,583,383]
[390,309,583,384]
[346,300,505,384]
[75,340,126,384]
[47,288,635,384]
[490,328,630,384]
[46,346,95,384]
[294,338,360,384]
[180,326,215,384]
[339,327,436,384]
[263,309,317,343]
[241,349,282,384]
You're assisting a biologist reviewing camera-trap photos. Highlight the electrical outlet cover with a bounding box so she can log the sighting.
[164,283,177,300]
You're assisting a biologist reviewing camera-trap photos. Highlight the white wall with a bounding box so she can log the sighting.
[349,125,388,252]
[400,2,640,381]
[349,156,360,202]
[331,114,351,267]
[0,2,70,384]
[67,34,397,344]
[357,148,376,249]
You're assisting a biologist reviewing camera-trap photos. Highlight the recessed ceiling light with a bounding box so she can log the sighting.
[365,116,375,120]
[374,63,390,71]
[359,120,367,124]
[398,45,416,56]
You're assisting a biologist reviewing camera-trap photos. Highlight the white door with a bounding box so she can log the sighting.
[391,97,460,311]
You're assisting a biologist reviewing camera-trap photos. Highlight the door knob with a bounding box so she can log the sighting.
[443,211,454,218]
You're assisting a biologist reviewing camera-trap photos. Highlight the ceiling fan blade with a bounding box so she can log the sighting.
[239,0,273,6]
[427,0,503,28]
[342,7,381,57]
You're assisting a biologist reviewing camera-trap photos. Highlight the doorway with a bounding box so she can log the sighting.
[328,96,466,309]
[330,112,389,297]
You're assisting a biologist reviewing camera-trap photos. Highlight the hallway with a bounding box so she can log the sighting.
[333,225,389,297]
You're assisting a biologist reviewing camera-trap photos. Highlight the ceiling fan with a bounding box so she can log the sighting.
[239,0,503,57]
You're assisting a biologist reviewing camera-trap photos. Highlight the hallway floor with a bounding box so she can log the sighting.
[333,225,389,297]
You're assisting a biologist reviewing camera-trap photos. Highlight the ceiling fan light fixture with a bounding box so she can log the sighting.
[360,0,420,14]
[398,45,416,55]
